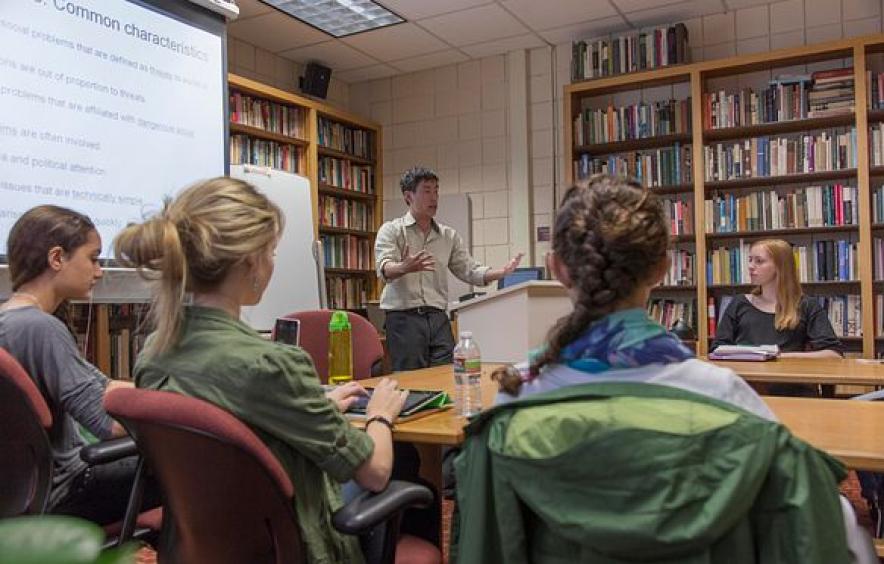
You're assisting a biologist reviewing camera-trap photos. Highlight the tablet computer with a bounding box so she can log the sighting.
[324,386,450,418]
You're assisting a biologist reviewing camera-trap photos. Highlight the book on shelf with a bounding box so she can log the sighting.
[574,99,691,146]
[813,294,861,337]
[319,156,375,193]
[662,249,695,286]
[573,144,691,185]
[708,344,779,361]
[703,128,857,181]
[868,123,884,166]
[320,233,372,270]
[872,185,884,222]
[230,135,302,174]
[326,277,368,310]
[867,70,884,110]
[707,239,858,284]
[229,91,306,139]
[571,23,689,81]
[704,184,857,233]
[806,68,854,118]
[318,196,375,232]
[662,196,694,236]
[647,297,695,331]
[873,238,884,280]
[318,116,374,160]
[703,79,811,129]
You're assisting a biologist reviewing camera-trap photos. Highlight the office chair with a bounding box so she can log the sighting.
[105,387,441,564]
[276,310,384,382]
[0,347,160,542]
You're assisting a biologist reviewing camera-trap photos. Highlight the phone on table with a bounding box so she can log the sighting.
[273,318,301,347]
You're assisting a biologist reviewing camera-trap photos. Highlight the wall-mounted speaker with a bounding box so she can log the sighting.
[300,62,331,99]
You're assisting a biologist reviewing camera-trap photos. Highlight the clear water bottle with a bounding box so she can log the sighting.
[453,330,482,417]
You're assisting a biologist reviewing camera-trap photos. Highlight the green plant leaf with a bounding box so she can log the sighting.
[0,516,133,564]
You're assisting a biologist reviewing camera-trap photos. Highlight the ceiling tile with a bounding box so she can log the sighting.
[279,40,381,71]
[389,49,470,72]
[234,0,275,19]
[724,0,776,8]
[460,33,545,58]
[623,0,717,28]
[502,0,618,31]
[614,0,686,13]
[419,4,530,46]
[336,64,400,83]
[229,11,329,53]
[342,23,449,61]
[375,0,495,20]
[537,16,630,44]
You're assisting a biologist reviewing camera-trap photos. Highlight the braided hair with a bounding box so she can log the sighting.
[530,175,670,375]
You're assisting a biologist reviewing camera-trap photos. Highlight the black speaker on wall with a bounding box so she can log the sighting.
[300,62,331,99]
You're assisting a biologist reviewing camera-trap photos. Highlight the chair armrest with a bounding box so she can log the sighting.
[80,437,138,465]
[332,480,433,535]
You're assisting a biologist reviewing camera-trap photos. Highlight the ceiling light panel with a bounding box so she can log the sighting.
[260,0,404,37]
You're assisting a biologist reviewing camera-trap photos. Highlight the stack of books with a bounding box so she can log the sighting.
[709,344,779,361]
[808,68,855,118]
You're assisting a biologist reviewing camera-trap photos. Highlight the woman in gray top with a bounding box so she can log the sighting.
[0,205,155,525]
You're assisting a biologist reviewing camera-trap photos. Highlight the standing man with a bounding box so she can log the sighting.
[375,166,523,371]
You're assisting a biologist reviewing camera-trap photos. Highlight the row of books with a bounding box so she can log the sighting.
[702,81,811,129]
[230,135,302,174]
[867,70,884,110]
[570,23,689,81]
[704,184,859,233]
[108,329,148,381]
[868,123,884,166]
[875,295,884,336]
[318,196,375,232]
[662,249,695,286]
[807,68,854,118]
[573,99,691,146]
[320,233,372,270]
[318,117,373,160]
[319,157,375,193]
[663,196,694,236]
[710,294,861,338]
[707,239,859,284]
[229,91,306,139]
[573,144,692,185]
[67,303,150,380]
[872,238,884,280]
[326,277,368,310]
[703,128,858,181]
[871,184,884,223]
[647,297,695,331]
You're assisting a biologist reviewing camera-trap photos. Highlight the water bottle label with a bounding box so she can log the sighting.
[453,357,466,373]
[464,359,481,372]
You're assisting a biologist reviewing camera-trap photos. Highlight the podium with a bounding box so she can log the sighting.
[451,281,571,363]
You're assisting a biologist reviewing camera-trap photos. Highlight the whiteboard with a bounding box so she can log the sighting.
[233,165,321,331]
[384,194,473,306]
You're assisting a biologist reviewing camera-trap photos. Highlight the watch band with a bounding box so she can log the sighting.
[365,415,394,432]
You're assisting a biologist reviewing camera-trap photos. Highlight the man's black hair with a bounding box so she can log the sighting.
[400,166,438,194]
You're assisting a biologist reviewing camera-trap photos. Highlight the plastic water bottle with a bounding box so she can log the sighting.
[328,311,353,384]
[453,331,482,417]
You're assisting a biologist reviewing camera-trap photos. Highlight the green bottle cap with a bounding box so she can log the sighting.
[329,310,351,332]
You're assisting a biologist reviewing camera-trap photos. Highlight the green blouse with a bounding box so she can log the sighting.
[134,306,372,564]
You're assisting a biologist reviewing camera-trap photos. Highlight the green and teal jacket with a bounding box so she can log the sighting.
[452,382,850,564]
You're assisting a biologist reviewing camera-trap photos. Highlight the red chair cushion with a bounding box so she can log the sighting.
[395,534,442,564]
[104,388,294,498]
[0,347,51,428]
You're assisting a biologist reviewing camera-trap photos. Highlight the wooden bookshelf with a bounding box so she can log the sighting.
[228,74,383,312]
[565,34,884,357]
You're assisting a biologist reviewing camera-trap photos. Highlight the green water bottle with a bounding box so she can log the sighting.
[328,311,353,385]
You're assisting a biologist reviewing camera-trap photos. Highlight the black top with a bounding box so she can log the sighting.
[711,295,842,355]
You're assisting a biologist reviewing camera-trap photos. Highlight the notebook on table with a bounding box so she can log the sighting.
[708,344,779,361]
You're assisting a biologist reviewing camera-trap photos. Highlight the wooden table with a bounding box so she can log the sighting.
[709,357,884,387]
[364,364,884,472]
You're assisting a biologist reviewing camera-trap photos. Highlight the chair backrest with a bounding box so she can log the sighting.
[276,310,383,382]
[105,388,303,564]
[0,347,54,517]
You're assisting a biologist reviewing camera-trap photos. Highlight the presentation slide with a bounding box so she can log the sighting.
[0,0,225,257]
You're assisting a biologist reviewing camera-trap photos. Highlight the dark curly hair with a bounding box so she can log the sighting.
[400,166,438,194]
[531,175,670,375]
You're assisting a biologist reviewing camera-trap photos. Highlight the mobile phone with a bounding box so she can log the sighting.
[273,318,300,347]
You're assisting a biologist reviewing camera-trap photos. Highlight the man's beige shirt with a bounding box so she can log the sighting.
[375,211,489,311]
